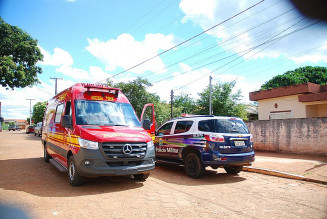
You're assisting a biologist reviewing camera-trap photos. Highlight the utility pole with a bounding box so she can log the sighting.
[50,77,63,95]
[26,99,35,126]
[209,76,212,115]
[170,90,174,119]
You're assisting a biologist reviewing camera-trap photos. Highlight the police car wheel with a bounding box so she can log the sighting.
[68,156,84,186]
[184,153,205,179]
[44,144,51,162]
[224,166,243,174]
[133,173,150,181]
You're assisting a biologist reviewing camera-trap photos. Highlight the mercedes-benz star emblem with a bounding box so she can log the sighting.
[123,144,132,154]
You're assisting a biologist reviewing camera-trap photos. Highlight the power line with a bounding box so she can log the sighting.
[174,19,320,91]
[95,0,265,84]
[146,8,299,83]
[153,15,308,85]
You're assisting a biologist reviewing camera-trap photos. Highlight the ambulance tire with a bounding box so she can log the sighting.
[68,156,85,186]
[44,144,51,162]
[184,153,205,179]
[224,166,243,174]
[133,173,150,181]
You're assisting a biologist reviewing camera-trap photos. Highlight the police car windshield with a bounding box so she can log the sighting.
[198,119,249,134]
[75,100,141,127]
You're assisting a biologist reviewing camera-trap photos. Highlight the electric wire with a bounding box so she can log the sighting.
[95,0,266,84]
[174,19,321,91]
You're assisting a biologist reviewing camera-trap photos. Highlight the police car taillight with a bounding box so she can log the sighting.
[204,134,225,143]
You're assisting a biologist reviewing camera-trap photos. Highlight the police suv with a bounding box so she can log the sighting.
[154,115,255,178]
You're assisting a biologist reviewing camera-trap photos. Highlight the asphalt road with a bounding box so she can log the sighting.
[0,131,326,219]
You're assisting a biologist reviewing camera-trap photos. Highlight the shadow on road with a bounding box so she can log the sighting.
[0,157,144,197]
[151,163,246,186]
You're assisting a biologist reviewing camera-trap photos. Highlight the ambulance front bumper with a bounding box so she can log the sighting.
[74,148,155,177]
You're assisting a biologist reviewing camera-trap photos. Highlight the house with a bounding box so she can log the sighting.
[3,119,28,130]
[249,82,327,120]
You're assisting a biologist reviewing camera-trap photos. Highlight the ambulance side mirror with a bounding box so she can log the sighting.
[62,115,72,128]
[142,119,151,130]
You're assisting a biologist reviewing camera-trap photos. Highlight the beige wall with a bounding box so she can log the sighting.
[258,95,306,120]
[246,118,327,155]
[318,104,327,117]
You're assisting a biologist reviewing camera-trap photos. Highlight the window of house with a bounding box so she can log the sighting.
[270,111,292,120]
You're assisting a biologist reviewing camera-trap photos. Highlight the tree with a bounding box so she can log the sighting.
[0,17,43,89]
[261,66,327,90]
[108,78,160,117]
[196,81,248,120]
[32,101,47,124]
[174,93,197,115]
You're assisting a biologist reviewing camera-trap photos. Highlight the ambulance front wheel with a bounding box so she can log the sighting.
[68,156,85,186]
[44,144,51,163]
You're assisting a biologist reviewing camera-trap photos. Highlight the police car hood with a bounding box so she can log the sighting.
[78,125,151,143]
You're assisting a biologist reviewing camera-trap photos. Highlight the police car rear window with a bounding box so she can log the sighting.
[198,119,249,134]
[174,120,193,134]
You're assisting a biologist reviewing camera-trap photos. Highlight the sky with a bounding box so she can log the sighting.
[1,0,326,119]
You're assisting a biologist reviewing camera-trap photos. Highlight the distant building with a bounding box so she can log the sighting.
[249,83,327,120]
[3,119,28,130]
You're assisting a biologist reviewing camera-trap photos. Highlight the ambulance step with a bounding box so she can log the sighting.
[49,158,68,172]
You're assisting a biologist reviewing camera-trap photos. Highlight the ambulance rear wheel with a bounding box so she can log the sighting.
[133,173,150,181]
[44,144,51,163]
[68,156,84,186]
[224,166,243,174]
[184,153,205,178]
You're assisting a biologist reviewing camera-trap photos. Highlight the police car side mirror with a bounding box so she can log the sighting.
[62,115,72,128]
[142,119,151,130]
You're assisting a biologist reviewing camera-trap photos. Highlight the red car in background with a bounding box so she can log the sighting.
[26,126,35,134]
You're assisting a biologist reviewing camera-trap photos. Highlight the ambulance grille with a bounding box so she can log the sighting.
[101,142,147,159]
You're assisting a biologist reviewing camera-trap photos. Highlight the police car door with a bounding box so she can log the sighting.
[170,120,194,159]
[155,121,174,158]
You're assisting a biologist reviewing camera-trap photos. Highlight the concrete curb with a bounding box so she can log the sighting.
[242,166,327,185]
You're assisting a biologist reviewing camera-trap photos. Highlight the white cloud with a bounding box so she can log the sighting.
[0,79,78,119]
[148,63,261,103]
[86,33,175,74]
[89,66,112,83]
[149,63,211,102]
[179,0,327,63]
[180,0,218,23]
[39,47,73,66]
[56,65,90,80]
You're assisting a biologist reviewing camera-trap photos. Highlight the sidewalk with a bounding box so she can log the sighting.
[243,151,327,184]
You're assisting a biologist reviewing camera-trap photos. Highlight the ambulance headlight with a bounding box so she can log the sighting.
[78,138,99,150]
[147,140,154,149]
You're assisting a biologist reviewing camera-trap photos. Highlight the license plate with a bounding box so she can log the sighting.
[234,141,245,146]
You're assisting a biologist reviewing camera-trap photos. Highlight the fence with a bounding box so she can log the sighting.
[245,118,327,155]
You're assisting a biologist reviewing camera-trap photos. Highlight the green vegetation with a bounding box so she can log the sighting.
[108,78,249,125]
[32,101,47,124]
[261,66,327,90]
[0,17,43,89]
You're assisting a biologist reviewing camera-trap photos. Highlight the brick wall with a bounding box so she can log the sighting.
[245,118,327,155]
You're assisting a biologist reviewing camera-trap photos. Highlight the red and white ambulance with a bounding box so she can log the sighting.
[41,83,155,186]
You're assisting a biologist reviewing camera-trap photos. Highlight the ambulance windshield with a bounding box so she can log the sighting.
[75,100,141,127]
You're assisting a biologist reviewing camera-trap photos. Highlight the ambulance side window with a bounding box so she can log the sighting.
[64,101,71,117]
[54,104,64,123]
